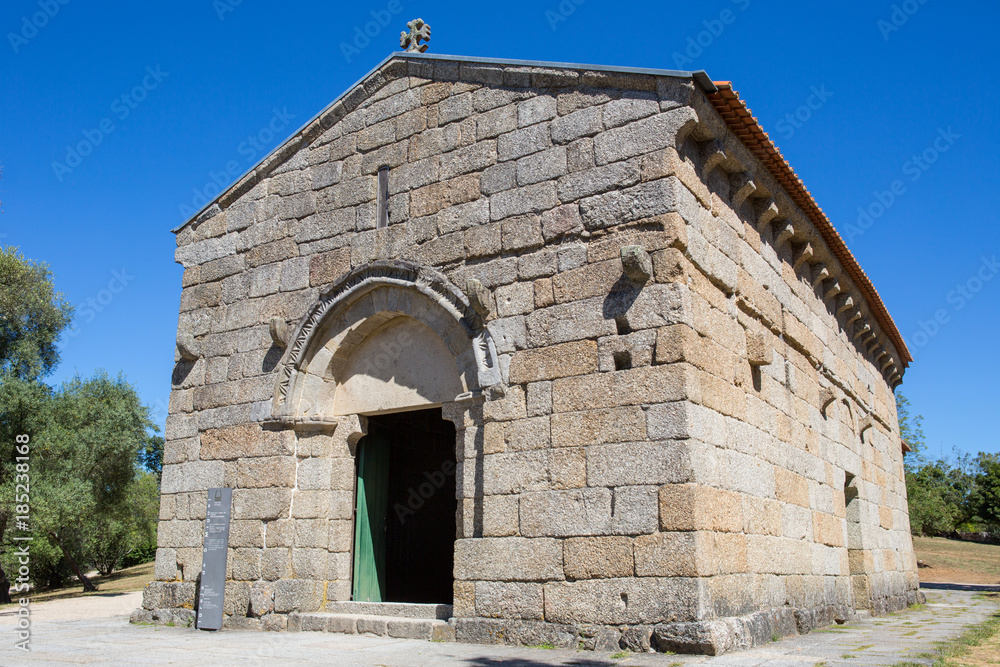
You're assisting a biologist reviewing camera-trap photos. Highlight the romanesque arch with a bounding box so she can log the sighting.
[269,260,500,425]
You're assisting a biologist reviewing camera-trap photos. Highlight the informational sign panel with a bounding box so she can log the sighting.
[196,487,232,631]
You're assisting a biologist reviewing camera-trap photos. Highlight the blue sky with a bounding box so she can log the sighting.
[1,0,997,458]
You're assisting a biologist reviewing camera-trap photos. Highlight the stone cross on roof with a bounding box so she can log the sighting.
[400,18,431,53]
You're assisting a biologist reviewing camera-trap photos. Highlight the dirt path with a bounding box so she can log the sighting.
[0,590,141,623]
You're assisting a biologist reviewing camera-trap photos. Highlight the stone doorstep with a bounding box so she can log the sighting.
[294,612,453,641]
[325,601,453,620]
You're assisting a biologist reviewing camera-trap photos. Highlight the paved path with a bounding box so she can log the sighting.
[0,588,996,666]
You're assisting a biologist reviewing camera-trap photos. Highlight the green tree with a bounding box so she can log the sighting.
[905,459,973,536]
[139,435,164,482]
[88,471,160,575]
[897,392,926,471]
[0,246,73,381]
[26,372,157,590]
[0,246,72,602]
[970,453,1000,532]
[0,375,53,602]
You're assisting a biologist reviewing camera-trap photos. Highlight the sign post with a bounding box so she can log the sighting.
[196,487,232,631]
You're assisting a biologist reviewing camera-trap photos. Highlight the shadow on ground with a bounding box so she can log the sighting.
[922,582,1000,592]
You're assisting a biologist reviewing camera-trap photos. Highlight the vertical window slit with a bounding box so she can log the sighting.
[376,165,389,230]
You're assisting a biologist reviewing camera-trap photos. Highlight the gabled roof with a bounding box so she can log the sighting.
[172,51,909,370]
[171,52,697,233]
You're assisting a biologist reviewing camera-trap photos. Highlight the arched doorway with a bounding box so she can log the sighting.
[268,261,499,606]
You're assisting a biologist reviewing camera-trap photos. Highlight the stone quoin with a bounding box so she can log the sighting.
[134,49,920,656]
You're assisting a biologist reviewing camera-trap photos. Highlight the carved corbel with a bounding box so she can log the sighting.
[773,219,796,247]
[823,280,843,302]
[754,198,780,231]
[621,245,653,284]
[730,172,757,208]
[819,387,837,417]
[852,322,871,341]
[859,414,874,440]
[880,356,895,373]
[792,243,814,270]
[176,334,200,361]
[745,330,773,367]
[811,264,830,290]
[465,279,492,319]
[269,317,290,349]
[836,294,855,315]
[699,138,727,175]
[846,309,862,328]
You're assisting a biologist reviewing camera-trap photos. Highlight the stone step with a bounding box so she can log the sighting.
[294,612,452,641]
[325,601,453,620]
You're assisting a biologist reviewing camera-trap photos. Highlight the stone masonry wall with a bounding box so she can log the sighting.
[136,55,919,653]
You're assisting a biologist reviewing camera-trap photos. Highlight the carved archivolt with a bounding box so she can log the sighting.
[269,261,500,425]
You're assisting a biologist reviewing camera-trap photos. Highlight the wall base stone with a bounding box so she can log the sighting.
[130,597,921,656]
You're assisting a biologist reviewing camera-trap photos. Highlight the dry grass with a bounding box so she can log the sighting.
[1,561,153,608]
[913,537,1000,585]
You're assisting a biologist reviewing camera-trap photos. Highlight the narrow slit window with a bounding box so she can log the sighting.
[376,166,389,230]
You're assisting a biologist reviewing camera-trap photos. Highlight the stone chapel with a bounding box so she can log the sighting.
[134,47,922,655]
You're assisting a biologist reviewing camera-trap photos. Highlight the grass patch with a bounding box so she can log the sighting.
[609,650,631,659]
[913,536,1000,585]
[528,643,557,650]
[909,609,1000,666]
[0,561,154,609]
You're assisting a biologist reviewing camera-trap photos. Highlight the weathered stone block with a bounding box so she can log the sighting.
[199,424,295,460]
[475,582,544,619]
[454,537,564,581]
[564,536,634,579]
[543,577,700,625]
[274,579,324,613]
[550,406,646,448]
[519,488,612,537]
[232,488,293,520]
[587,441,691,487]
[237,456,296,488]
[508,340,598,383]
